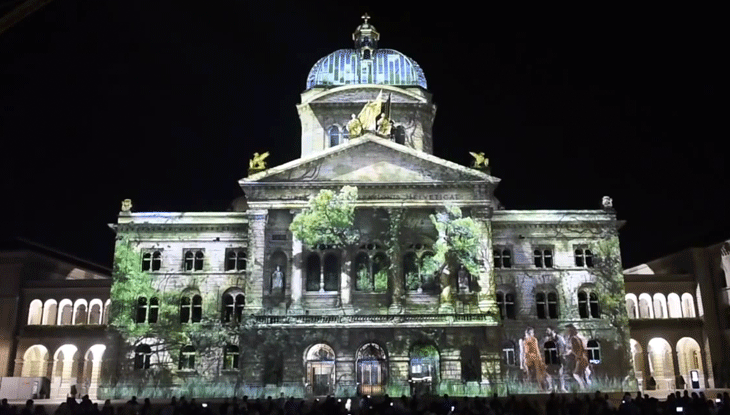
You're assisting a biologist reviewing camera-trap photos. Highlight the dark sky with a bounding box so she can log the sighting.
[0,1,725,269]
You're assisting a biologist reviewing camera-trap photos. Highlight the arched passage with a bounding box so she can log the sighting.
[51,344,79,399]
[82,344,106,398]
[630,339,645,388]
[356,343,387,395]
[73,299,88,325]
[638,293,654,319]
[681,293,696,317]
[57,299,73,325]
[305,343,335,396]
[21,345,49,377]
[625,294,638,319]
[653,293,668,319]
[88,299,103,324]
[647,338,675,390]
[667,293,682,318]
[28,300,43,325]
[676,337,703,389]
[42,299,57,325]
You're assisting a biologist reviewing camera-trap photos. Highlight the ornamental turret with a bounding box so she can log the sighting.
[352,13,379,59]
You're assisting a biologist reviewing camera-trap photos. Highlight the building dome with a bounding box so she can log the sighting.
[305,15,427,90]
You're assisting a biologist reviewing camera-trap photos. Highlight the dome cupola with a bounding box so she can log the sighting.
[352,13,379,59]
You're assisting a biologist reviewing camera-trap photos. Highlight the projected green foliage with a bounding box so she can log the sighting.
[423,205,482,302]
[289,186,360,248]
[591,233,635,386]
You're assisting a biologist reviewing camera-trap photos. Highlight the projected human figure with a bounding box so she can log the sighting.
[565,324,591,389]
[546,327,568,392]
[520,327,551,390]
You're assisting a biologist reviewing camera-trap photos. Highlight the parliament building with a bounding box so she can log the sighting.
[5,17,636,399]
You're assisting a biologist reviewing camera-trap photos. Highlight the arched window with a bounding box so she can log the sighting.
[102,300,110,325]
[534,248,553,268]
[587,340,601,364]
[226,249,247,271]
[328,126,341,147]
[496,291,516,320]
[89,300,103,325]
[355,244,389,292]
[222,289,245,323]
[223,345,239,370]
[179,346,195,370]
[134,345,151,370]
[142,250,162,271]
[460,346,481,382]
[625,294,638,319]
[306,254,321,292]
[181,293,202,323]
[536,293,546,319]
[323,253,340,291]
[184,250,204,271]
[403,247,437,293]
[579,289,600,318]
[149,298,159,323]
[544,341,559,365]
[136,297,148,323]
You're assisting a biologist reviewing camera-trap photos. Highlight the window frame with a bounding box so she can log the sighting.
[493,247,512,269]
[183,249,205,272]
[141,250,163,272]
[533,247,554,268]
[574,246,594,268]
[587,340,601,364]
[225,248,247,272]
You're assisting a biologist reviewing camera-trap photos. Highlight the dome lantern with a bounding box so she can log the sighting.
[352,13,379,59]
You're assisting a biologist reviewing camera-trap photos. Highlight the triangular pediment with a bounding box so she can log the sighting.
[241,134,497,185]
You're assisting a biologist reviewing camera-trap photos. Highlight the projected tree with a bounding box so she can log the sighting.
[423,205,483,305]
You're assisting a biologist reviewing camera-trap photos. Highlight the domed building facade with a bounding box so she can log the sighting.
[102,16,633,398]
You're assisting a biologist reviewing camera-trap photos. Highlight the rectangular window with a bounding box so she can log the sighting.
[225,248,247,271]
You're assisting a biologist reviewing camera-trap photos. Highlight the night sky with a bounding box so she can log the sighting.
[0,1,725,269]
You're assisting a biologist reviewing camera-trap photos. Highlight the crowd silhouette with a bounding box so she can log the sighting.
[3,390,730,415]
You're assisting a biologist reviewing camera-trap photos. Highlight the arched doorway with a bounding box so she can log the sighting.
[305,343,335,396]
[356,343,387,395]
[22,345,49,378]
[51,344,79,399]
[410,344,439,396]
[648,338,675,390]
[676,337,703,389]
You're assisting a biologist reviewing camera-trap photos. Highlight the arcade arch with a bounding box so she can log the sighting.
[653,293,667,319]
[305,343,336,396]
[356,343,387,395]
[21,345,49,377]
[647,338,675,390]
[676,337,703,388]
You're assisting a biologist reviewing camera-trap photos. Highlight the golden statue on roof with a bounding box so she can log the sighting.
[347,91,383,138]
[469,152,489,169]
[249,152,270,171]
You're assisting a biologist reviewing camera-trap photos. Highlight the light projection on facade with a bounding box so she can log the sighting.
[103,16,632,398]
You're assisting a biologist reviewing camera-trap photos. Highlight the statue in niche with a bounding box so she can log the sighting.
[249,152,269,171]
[121,199,132,213]
[602,196,613,209]
[271,265,284,294]
[457,265,470,293]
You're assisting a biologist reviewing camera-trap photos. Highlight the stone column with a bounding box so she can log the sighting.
[672,347,681,390]
[290,238,304,314]
[474,208,497,315]
[388,208,405,313]
[246,209,268,311]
